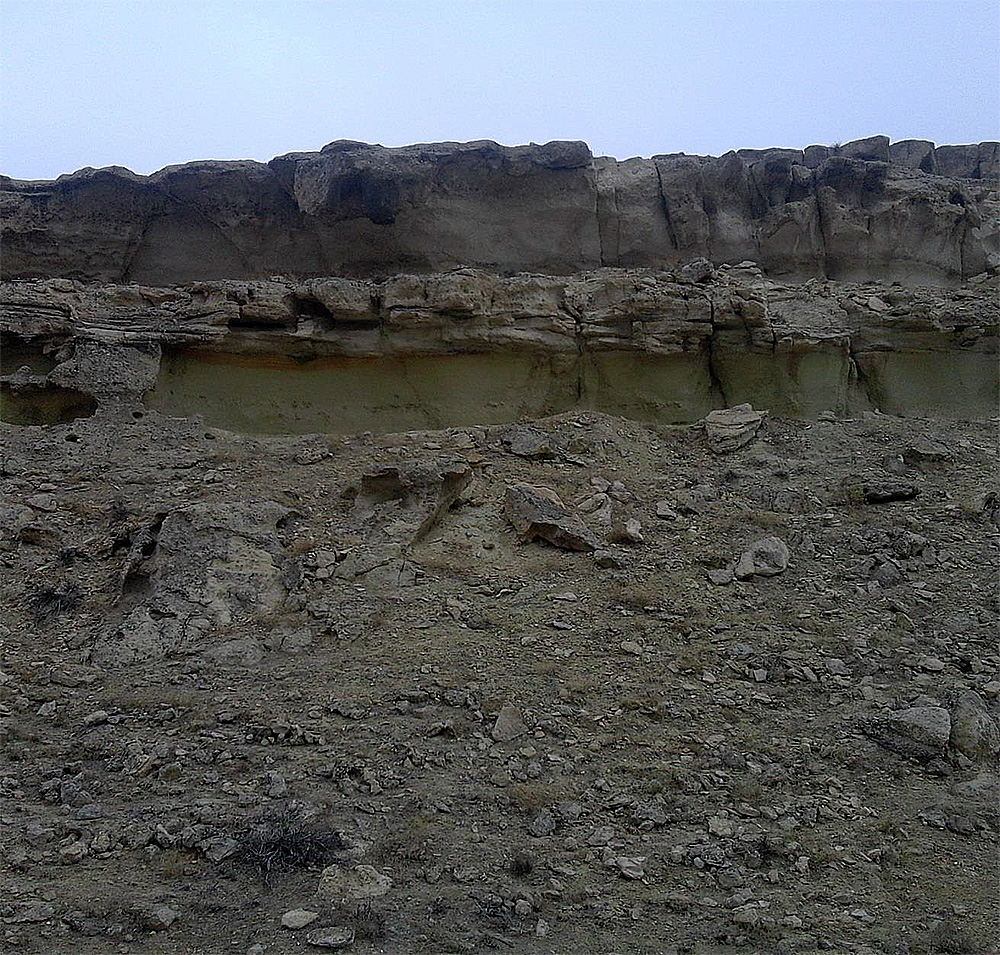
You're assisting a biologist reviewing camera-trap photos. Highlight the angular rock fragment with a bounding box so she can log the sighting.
[888,706,952,749]
[863,481,919,504]
[504,484,599,551]
[501,426,556,459]
[492,704,528,742]
[316,864,392,903]
[703,404,766,453]
[903,440,952,468]
[734,537,789,579]
[306,926,355,949]
[949,691,1000,759]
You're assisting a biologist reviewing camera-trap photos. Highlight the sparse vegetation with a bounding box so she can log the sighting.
[28,581,81,618]
[232,807,344,882]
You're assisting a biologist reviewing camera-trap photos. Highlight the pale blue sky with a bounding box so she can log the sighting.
[2,0,997,180]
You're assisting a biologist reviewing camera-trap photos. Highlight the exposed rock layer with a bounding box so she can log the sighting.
[3,136,998,286]
[2,264,996,430]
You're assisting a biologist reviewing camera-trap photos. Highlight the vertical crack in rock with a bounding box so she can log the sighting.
[810,169,830,279]
[706,296,729,406]
[654,162,680,251]
[847,336,879,410]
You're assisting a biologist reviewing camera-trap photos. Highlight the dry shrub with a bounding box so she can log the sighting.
[233,806,344,882]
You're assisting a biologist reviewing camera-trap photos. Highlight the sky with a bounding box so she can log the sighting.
[2,0,997,180]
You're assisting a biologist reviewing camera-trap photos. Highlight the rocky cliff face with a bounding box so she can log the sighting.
[3,263,996,430]
[3,135,998,287]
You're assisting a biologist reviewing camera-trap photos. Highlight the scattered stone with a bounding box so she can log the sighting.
[864,481,919,504]
[703,404,766,453]
[504,484,599,551]
[655,500,679,520]
[502,426,555,459]
[135,903,179,931]
[949,691,1000,758]
[593,549,625,569]
[903,440,952,468]
[306,926,356,949]
[888,706,952,749]
[316,864,393,904]
[614,856,646,879]
[282,909,320,930]
[707,567,735,586]
[619,518,643,544]
[734,537,789,579]
[528,809,556,837]
[492,704,528,742]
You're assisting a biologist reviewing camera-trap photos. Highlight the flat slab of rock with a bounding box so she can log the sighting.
[888,706,952,748]
[734,537,789,579]
[306,926,355,949]
[282,909,320,930]
[864,481,919,504]
[703,404,766,453]
[504,484,599,551]
[316,864,392,904]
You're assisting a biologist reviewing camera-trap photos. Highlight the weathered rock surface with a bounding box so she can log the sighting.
[950,691,1000,758]
[3,136,997,286]
[91,501,294,667]
[703,404,766,453]
[505,484,600,551]
[734,537,790,579]
[3,266,996,431]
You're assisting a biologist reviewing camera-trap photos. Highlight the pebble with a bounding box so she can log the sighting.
[282,909,320,930]
[306,926,355,949]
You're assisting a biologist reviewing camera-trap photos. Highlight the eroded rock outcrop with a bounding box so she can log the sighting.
[3,135,997,286]
[92,501,295,666]
[2,264,996,429]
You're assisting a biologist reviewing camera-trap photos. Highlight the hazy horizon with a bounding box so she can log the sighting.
[2,0,998,180]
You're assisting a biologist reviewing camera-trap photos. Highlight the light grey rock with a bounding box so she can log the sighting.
[505,484,599,552]
[306,926,356,949]
[703,405,766,453]
[734,537,789,579]
[949,691,1000,758]
[281,909,320,930]
[135,903,179,931]
[492,704,528,742]
[888,706,952,749]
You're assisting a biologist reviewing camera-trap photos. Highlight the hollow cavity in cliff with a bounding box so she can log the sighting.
[0,383,98,426]
[1,332,62,376]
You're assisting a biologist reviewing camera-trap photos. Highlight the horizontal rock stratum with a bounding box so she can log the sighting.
[2,135,998,286]
[3,263,996,430]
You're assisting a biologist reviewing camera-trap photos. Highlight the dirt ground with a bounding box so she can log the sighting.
[1,403,998,954]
